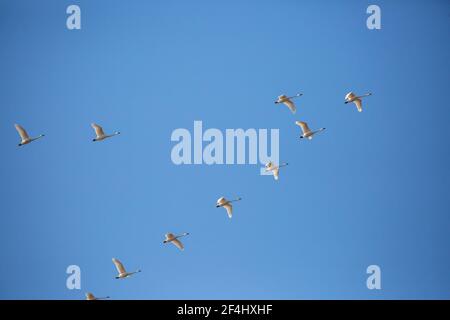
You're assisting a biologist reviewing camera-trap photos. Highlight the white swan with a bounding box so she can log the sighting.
[163,232,189,250]
[344,92,372,112]
[14,124,44,146]
[295,121,325,140]
[112,258,141,279]
[91,123,120,142]
[265,162,288,180]
[85,292,110,300]
[216,197,241,219]
[274,93,302,114]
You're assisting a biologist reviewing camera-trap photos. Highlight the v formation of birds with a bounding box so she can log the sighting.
[14,91,372,300]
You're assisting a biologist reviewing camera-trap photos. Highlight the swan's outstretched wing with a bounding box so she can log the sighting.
[223,203,233,218]
[345,92,355,101]
[14,124,29,140]
[295,121,311,135]
[171,238,184,250]
[165,233,175,241]
[91,123,105,138]
[217,197,227,206]
[283,99,296,114]
[112,258,126,274]
[272,167,279,180]
[353,98,362,112]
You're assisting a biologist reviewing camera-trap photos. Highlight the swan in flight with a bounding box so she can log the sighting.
[216,197,241,219]
[85,292,110,300]
[14,124,44,146]
[344,92,372,112]
[275,93,302,114]
[91,123,120,142]
[264,162,288,180]
[295,121,325,140]
[112,258,141,279]
[163,232,189,251]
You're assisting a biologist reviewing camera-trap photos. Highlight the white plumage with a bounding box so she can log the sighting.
[274,93,302,114]
[216,197,241,219]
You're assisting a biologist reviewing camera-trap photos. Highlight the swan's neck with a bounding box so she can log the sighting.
[176,233,189,239]
[32,135,44,141]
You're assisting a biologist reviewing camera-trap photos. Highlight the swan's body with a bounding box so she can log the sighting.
[216,197,241,219]
[85,292,110,300]
[112,258,141,279]
[275,93,302,114]
[265,162,288,180]
[344,92,372,112]
[295,121,325,140]
[163,232,189,250]
[91,123,120,142]
[14,124,44,146]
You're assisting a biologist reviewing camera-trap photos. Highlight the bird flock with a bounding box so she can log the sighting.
[13,91,371,299]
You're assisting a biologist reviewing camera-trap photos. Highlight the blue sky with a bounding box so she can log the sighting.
[0,0,449,299]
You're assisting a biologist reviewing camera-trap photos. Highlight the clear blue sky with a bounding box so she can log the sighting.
[0,0,449,299]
